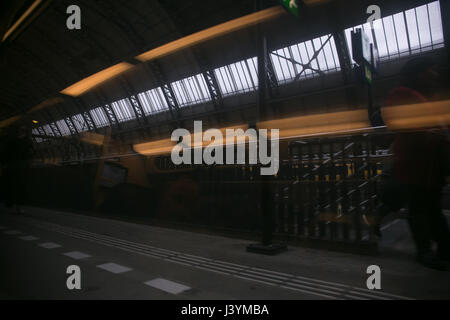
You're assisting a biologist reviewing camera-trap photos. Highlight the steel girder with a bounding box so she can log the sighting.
[149,61,180,121]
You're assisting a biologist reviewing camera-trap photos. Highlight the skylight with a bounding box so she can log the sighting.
[89,107,109,128]
[270,34,340,83]
[71,114,88,132]
[55,120,72,136]
[214,57,258,96]
[111,98,136,122]
[170,74,211,107]
[345,1,444,63]
[137,87,169,115]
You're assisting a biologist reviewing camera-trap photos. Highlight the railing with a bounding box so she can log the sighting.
[153,130,396,249]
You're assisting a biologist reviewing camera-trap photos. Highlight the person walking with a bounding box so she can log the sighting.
[382,57,450,270]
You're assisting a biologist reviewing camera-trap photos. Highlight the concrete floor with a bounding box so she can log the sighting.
[0,205,449,300]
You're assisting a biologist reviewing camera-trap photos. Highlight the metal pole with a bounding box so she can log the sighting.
[247,0,286,255]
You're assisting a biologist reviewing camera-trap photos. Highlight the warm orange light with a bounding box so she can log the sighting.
[2,0,43,42]
[382,100,450,130]
[258,109,370,139]
[135,6,285,62]
[182,124,250,149]
[60,62,134,97]
[132,113,372,156]
[0,116,21,129]
[133,138,177,156]
[133,125,250,156]
[32,120,39,124]
[79,132,105,146]
[29,97,64,113]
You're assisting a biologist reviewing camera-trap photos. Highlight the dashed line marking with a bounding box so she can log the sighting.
[39,242,62,249]
[144,278,191,295]
[18,235,39,241]
[63,251,91,260]
[28,219,415,300]
[96,262,132,274]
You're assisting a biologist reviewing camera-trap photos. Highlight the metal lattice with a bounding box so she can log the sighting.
[101,104,119,127]
[150,61,180,119]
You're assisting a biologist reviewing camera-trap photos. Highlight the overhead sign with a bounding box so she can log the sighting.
[279,0,300,18]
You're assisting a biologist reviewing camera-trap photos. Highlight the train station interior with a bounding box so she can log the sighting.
[1,0,450,300]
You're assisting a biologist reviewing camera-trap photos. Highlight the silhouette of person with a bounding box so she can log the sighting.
[381,57,450,270]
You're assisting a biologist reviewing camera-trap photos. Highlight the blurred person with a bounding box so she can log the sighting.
[0,124,33,214]
[378,57,450,270]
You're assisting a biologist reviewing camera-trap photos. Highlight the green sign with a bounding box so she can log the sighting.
[280,0,300,17]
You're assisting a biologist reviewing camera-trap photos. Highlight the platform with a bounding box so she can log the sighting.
[1,205,449,300]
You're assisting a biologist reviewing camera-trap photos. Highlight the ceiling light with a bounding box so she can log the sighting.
[2,0,43,42]
[257,109,370,139]
[135,6,285,62]
[60,62,134,97]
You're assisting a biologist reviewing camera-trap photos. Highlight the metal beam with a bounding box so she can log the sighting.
[64,115,78,136]
[440,0,450,63]
[265,49,279,99]
[333,30,359,109]
[101,103,119,128]
[44,110,63,137]
[149,61,180,121]
[193,47,224,111]
[203,69,223,110]
[333,31,353,82]
[71,98,97,132]
[119,76,150,132]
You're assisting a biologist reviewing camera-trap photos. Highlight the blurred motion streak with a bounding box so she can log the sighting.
[112,101,450,157]
[258,109,370,139]
[0,116,21,129]
[133,125,250,156]
[133,138,177,156]
[382,100,450,130]
[79,132,105,146]
[60,62,134,97]
[2,0,43,42]
[28,97,64,113]
[182,125,251,149]
[135,6,285,62]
